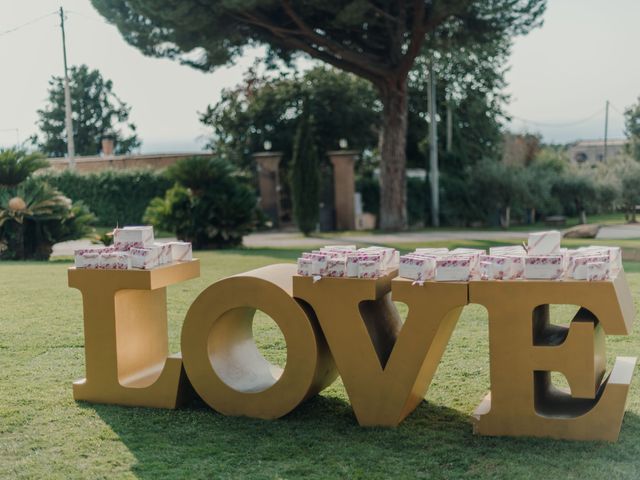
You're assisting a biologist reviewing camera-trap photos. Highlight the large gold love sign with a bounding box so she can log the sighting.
[69,260,637,441]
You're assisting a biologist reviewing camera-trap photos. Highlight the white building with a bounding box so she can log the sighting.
[568,139,628,166]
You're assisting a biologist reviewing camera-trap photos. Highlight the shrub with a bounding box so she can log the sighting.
[41,169,171,226]
[290,112,320,235]
[550,172,597,224]
[620,164,640,222]
[144,156,257,248]
[0,149,95,260]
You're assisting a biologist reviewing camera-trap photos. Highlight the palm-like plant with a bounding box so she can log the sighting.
[0,148,48,188]
[0,149,95,260]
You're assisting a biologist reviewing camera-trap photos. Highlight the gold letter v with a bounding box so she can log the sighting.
[293,274,467,426]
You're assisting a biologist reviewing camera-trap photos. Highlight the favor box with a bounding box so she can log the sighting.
[100,251,131,270]
[130,247,161,270]
[154,242,172,265]
[169,241,193,262]
[527,230,561,255]
[326,258,347,278]
[524,255,564,280]
[74,251,101,269]
[568,254,610,280]
[486,256,510,280]
[588,261,611,281]
[297,257,312,276]
[309,253,329,276]
[358,259,381,279]
[113,226,154,251]
[399,255,436,281]
[346,254,359,277]
[490,245,526,256]
[415,247,449,256]
[435,256,472,282]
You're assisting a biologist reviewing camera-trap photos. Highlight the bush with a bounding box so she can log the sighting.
[41,169,171,225]
[550,173,597,223]
[0,149,95,260]
[144,156,257,248]
[441,173,480,226]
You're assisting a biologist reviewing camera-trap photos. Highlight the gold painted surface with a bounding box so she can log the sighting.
[469,273,637,441]
[293,272,468,426]
[68,260,200,408]
[181,264,337,419]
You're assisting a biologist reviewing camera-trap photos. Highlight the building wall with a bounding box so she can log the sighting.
[568,140,628,166]
[44,152,212,174]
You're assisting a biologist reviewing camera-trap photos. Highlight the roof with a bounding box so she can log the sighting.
[571,139,628,148]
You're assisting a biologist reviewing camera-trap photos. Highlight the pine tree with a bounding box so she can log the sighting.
[35,65,140,157]
[92,0,545,230]
[290,111,320,236]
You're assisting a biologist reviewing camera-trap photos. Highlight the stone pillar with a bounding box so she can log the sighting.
[253,152,283,228]
[101,136,115,156]
[329,150,358,231]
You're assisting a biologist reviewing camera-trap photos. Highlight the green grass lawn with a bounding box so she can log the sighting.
[2,248,640,479]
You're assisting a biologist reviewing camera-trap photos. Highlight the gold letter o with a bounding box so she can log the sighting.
[181,264,337,419]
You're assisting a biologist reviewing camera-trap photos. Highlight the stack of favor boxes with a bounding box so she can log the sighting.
[74,225,193,270]
[399,247,485,282]
[397,230,622,282]
[296,245,399,279]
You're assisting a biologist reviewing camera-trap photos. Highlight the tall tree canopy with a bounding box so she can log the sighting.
[201,65,380,172]
[625,96,640,162]
[35,64,140,157]
[92,0,545,229]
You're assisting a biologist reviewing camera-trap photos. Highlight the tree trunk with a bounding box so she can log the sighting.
[378,77,408,231]
[502,206,511,229]
[579,210,587,225]
[14,222,25,260]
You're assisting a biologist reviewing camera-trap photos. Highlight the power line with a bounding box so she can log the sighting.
[609,102,628,117]
[0,11,57,38]
[510,107,605,128]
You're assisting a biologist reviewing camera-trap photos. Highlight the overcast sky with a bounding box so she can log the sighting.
[1,0,638,153]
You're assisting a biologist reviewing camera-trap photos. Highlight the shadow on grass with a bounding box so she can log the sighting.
[85,391,640,479]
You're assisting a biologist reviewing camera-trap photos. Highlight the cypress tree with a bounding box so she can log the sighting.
[290,110,320,235]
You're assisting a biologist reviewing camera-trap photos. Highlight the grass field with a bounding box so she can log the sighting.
[2,246,640,479]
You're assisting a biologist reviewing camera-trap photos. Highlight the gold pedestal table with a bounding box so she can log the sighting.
[69,260,200,409]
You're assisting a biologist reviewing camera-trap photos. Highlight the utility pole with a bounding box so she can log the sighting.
[428,61,440,227]
[446,100,453,153]
[59,7,76,169]
[603,100,609,163]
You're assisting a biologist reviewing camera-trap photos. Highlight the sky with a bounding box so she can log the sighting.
[0,0,638,153]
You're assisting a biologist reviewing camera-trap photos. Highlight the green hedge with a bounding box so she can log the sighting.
[41,169,171,226]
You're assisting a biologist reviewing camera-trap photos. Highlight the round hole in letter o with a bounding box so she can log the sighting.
[181,264,337,419]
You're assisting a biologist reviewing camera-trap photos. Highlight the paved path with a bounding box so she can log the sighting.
[242,230,530,248]
[597,224,640,239]
[51,224,640,256]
